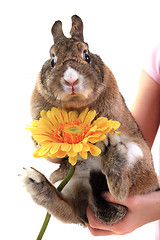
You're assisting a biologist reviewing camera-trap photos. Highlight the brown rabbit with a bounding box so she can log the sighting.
[21,15,159,226]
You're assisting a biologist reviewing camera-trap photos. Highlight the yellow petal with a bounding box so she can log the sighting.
[46,110,59,128]
[67,147,77,157]
[83,110,96,126]
[31,120,39,127]
[56,150,66,158]
[51,107,64,123]
[50,143,62,154]
[38,144,52,156]
[72,143,83,152]
[94,117,108,125]
[69,156,77,166]
[87,125,97,133]
[40,110,47,117]
[84,125,97,137]
[60,109,69,123]
[38,121,53,133]
[33,135,52,144]
[61,143,72,152]
[86,132,102,142]
[48,153,57,159]
[111,121,121,130]
[33,148,44,158]
[79,150,88,159]
[115,131,121,135]
[88,134,107,143]
[78,108,89,122]
[82,143,90,151]
[30,127,49,135]
[88,143,101,156]
[68,111,78,122]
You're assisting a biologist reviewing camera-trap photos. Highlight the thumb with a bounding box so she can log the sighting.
[101,191,129,206]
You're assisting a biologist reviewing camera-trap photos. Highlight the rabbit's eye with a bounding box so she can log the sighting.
[83,50,90,63]
[51,55,57,67]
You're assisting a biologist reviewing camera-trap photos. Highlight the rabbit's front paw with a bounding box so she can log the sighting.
[102,137,129,200]
[19,167,54,206]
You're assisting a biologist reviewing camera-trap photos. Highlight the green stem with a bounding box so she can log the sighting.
[36,212,51,240]
[57,165,75,191]
[36,165,75,240]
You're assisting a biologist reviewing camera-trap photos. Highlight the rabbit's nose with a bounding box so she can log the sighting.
[64,79,79,94]
[64,78,79,87]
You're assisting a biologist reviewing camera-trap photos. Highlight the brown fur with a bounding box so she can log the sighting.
[21,15,159,226]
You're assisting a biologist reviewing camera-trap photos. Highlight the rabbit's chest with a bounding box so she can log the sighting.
[54,155,102,198]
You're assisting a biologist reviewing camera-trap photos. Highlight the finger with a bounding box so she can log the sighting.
[101,191,120,203]
[86,205,116,231]
[101,191,132,206]
[87,225,114,236]
[86,205,129,235]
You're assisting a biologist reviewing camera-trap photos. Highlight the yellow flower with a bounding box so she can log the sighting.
[29,107,120,166]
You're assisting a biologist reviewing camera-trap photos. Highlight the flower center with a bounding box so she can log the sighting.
[68,128,79,132]
[64,125,83,135]
[52,119,92,144]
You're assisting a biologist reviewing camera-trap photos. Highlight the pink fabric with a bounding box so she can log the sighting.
[144,43,160,240]
[144,43,160,85]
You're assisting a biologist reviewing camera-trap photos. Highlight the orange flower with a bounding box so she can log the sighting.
[29,107,120,165]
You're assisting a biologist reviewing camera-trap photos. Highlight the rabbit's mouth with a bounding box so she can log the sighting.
[52,89,93,109]
[62,93,87,102]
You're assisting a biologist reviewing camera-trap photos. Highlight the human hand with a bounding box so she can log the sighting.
[86,191,160,236]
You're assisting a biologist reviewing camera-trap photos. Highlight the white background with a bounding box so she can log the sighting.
[0,0,160,239]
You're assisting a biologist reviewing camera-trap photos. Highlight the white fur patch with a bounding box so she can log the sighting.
[126,142,143,167]
[63,66,79,83]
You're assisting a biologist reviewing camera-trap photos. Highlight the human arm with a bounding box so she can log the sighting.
[86,71,160,236]
[131,70,160,148]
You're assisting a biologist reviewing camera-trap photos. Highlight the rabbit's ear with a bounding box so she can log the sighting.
[51,20,66,43]
[70,15,84,41]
